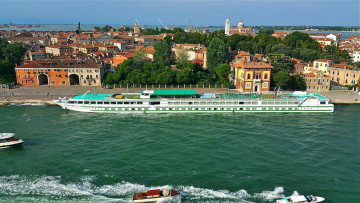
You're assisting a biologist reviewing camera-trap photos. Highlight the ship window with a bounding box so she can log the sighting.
[288,102,293,105]
[111,102,116,105]
[213,102,219,105]
[214,108,217,110]
[281,102,287,105]
[78,101,83,104]
[275,107,279,110]
[137,102,143,104]
[262,102,268,105]
[91,101,96,104]
[168,102,173,105]
[188,102,193,105]
[294,102,299,104]
[131,108,135,110]
[150,101,160,105]
[320,101,326,104]
[124,102,129,104]
[239,102,244,105]
[200,102,206,105]
[194,102,199,105]
[117,102,123,104]
[220,102,225,105]
[130,102,135,104]
[174,102,180,105]
[251,102,258,105]
[69,101,75,104]
[104,102,109,104]
[240,108,243,110]
[275,102,280,105]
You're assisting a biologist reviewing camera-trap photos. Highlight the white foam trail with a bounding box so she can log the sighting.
[253,186,285,201]
[0,175,292,202]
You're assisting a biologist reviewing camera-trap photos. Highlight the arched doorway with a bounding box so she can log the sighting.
[38,74,48,85]
[69,74,80,85]
[254,85,258,92]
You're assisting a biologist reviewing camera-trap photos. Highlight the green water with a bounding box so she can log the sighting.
[0,105,359,202]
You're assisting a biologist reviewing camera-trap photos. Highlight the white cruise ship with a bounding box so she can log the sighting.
[54,90,334,113]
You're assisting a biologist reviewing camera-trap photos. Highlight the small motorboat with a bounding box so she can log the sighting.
[0,133,24,148]
[133,188,180,202]
[276,195,325,203]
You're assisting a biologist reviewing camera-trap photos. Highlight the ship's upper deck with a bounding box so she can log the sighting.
[70,91,329,101]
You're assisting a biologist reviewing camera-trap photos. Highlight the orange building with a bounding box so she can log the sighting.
[232,61,273,93]
[15,59,103,86]
[112,53,135,67]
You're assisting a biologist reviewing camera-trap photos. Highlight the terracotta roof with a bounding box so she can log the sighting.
[304,72,316,77]
[232,61,273,69]
[314,59,332,62]
[92,33,103,39]
[143,46,155,54]
[16,59,101,69]
[236,51,250,57]
[46,45,71,49]
[74,33,90,39]
[196,47,206,54]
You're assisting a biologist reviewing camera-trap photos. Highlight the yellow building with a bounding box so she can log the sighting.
[232,61,273,93]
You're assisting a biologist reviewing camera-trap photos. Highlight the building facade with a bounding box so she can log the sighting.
[304,71,331,92]
[233,61,273,93]
[15,59,103,86]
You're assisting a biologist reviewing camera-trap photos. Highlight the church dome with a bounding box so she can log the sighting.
[238,20,244,28]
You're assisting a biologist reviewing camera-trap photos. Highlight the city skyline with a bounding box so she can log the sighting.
[0,0,359,26]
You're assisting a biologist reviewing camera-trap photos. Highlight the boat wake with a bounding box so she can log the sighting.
[0,175,288,202]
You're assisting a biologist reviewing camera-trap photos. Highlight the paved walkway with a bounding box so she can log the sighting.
[0,86,359,104]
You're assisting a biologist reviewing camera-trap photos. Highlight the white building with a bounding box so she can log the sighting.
[353,50,360,62]
[225,19,230,36]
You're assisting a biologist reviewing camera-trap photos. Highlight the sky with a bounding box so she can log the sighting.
[0,0,359,26]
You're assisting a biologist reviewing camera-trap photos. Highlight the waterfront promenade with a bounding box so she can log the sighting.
[0,86,359,106]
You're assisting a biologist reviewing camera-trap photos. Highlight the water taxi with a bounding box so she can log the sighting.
[54,90,334,113]
[276,195,325,203]
[132,188,180,202]
[0,133,24,148]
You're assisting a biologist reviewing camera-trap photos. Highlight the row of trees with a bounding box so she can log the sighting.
[105,59,231,86]
[0,38,26,83]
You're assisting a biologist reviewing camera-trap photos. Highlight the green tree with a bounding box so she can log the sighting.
[4,42,26,65]
[153,40,172,67]
[270,43,292,56]
[177,68,192,84]
[288,75,306,90]
[215,64,231,85]
[176,46,189,64]
[133,49,147,68]
[101,25,113,32]
[273,71,291,87]
[283,31,319,50]
[156,67,176,84]
[207,37,227,74]
[258,28,275,35]
[94,26,101,31]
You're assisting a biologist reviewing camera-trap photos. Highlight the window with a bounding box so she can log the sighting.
[247,74,251,79]
[264,73,268,79]
[62,81,65,84]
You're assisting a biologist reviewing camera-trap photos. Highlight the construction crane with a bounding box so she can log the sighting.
[188,19,192,33]
[158,19,168,30]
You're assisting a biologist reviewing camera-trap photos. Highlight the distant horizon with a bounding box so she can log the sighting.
[1,0,359,26]
[2,23,360,28]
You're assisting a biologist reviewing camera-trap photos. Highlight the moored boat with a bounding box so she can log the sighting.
[54,90,334,113]
[0,133,24,148]
[133,188,180,202]
[276,195,325,203]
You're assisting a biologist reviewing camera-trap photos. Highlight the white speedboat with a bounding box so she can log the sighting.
[0,133,24,148]
[133,188,180,202]
[277,195,325,203]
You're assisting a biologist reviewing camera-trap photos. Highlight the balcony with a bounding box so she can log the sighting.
[253,78,261,83]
